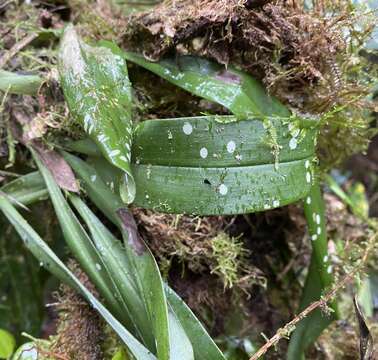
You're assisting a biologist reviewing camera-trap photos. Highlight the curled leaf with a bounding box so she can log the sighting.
[120,51,290,119]
[354,296,375,360]
[59,25,135,203]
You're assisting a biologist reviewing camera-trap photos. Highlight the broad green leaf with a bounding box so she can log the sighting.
[65,114,317,215]
[133,159,314,215]
[120,51,290,119]
[30,148,132,330]
[59,25,135,203]
[287,183,338,359]
[0,196,156,360]
[132,115,317,167]
[0,71,42,95]
[73,146,313,215]
[0,329,16,359]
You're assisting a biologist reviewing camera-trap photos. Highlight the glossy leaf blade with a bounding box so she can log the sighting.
[30,148,130,328]
[121,51,290,119]
[63,152,227,359]
[69,195,155,352]
[287,183,337,359]
[132,159,314,215]
[59,25,135,203]
[133,116,317,167]
[0,195,156,360]
[165,285,226,360]
[116,209,190,360]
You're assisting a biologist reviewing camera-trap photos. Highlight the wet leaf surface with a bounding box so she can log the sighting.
[59,26,135,203]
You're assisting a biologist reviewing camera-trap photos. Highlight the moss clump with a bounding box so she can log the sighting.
[123,0,349,112]
[133,208,266,300]
[211,232,259,291]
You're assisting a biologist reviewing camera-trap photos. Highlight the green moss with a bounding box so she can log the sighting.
[211,232,251,290]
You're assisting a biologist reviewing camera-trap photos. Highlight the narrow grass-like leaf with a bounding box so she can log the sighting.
[63,152,216,360]
[59,25,135,203]
[30,148,131,328]
[117,209,187,360]
[0,195,156,360]
[1,172,47,206]
[63,151,227,359]
[287,183,337,359]
[119,51,290,119]
[165,285,227,360]
[0,70,42,95]
[69,195,155,352]
[63,152,182,359]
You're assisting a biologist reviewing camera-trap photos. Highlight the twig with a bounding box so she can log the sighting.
[0,33,37,69]
[249,231,377,360]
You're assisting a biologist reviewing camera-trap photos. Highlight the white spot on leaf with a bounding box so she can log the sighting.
[289,137,298,150]
[109,149,121,157]
[200,147,208,159]
[183,122,193,135]
[219,184,228,195]
[227,141,236,154]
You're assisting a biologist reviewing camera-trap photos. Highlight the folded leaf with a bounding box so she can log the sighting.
[63,152,191,360]
[0,195,156,360]
[69,195,156,352]
[287,183,338,359]
[59,25,135,203]
[30,148,132,330]
[63,152,224,359]
[119,51,290,119]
